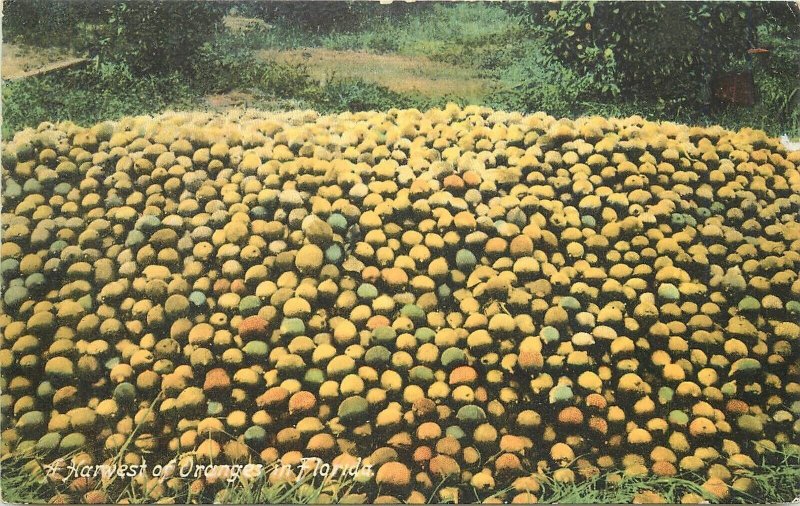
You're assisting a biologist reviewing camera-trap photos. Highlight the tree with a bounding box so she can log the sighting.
[513,2,798,110]
[98,1,227,75]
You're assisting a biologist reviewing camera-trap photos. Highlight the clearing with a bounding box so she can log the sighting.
[258,47,497,101]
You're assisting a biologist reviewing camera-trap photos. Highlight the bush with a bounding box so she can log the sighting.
[192,35,266,93]
[512,2,796,111]
[192,33,322,102]
[240,1,422,34]
[2,63,194,138]
[750,14,800,133]
[4,1,225,75]
[2,0,106,49]
[490,50,593,117]
[318,80,435,113]
[97,1,226,75]
[261,62,320,102]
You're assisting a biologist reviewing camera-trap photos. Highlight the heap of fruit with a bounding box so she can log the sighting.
[1,105,799,503]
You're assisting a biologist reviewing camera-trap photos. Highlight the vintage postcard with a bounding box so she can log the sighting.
[1,1,799,504]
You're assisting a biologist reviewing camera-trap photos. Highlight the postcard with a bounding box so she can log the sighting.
[2,1,799,504]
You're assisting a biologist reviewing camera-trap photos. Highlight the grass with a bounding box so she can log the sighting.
[0,448,56,503]
[2,443,799,504]
[0,27,444,139]
[225,3,799,137]
[0,454,362,504]
[1,63,199,139]
[536,474,708,504]
[316,2,522,66]
[219,466,361,504]
[0,392,365,504]
[221,3,519,58]
[257,48,494,101]
[0,443,363,504]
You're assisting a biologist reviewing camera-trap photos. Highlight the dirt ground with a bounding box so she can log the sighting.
[224,15,271,33]
[1,43,85,80]
[258,48,495,100]
[205,91,259,109]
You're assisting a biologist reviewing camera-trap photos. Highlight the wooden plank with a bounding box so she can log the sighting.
[4,57,89,81]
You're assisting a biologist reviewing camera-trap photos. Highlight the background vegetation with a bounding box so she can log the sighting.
[2,1,798,138]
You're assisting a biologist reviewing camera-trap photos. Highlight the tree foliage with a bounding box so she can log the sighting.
[96,1,227,75]
[2,0,107,48]
[238,1,425,33]
[513,1,799,110]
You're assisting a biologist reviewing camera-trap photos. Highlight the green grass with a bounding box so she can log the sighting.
[3,444,799,504]
[224,3,798,137]
[536,474,708,504]
[0,444,364,504]
[1,69,446,140]
[317,3,522,65]
[0,449,55,503]
[223,3,520,60]
[0,393,365,504]
[0,451,361,504]
[218,467,361,504]
[1,63,198,139]
[537,446,800,504]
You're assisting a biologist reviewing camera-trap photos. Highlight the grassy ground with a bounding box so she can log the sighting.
[2,444,800,504]
[256,48,495,100]
[3,3,797,139]
[2,400,800,504]
[0,451,360,504]
[2,42,81,78]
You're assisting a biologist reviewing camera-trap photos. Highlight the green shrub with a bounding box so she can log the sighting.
[261,62,320,101]
[240,1,422,34]
[2,63,194,139]
[318,80,415,113]
[2,0,106,49]
[316,79,442,113]
[489,43,592,117]
[97,1,226,75]
[193,37,321,103]
[192,36,266,93]
[512,2,793,109]
[750,18,800,133]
